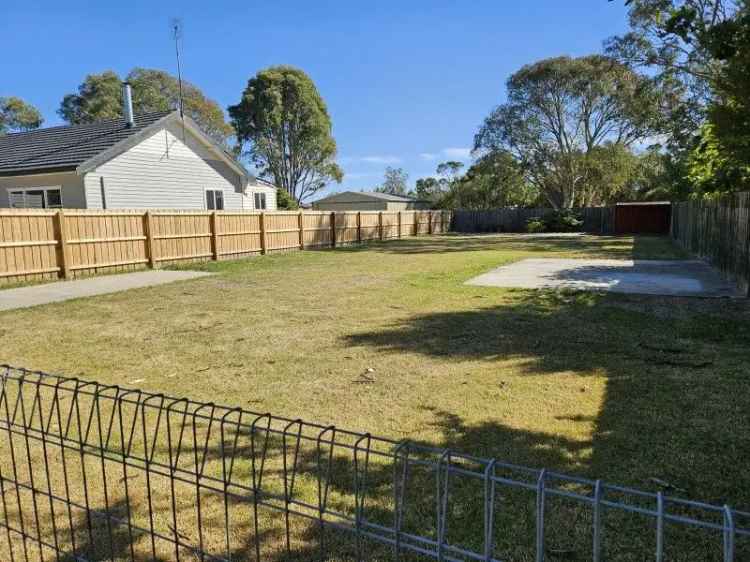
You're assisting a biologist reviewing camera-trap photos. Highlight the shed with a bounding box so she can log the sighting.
[312,191,430,211]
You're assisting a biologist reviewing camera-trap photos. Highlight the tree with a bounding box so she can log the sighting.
[275,188,300,210]
[229,66,343,203]
[474,55,661,208]
[375,166,409,196]
[605,0,739,146]
[0,97,43,134]
[608,0,750,196]
[445,152,535,209]
[59,68,233,145]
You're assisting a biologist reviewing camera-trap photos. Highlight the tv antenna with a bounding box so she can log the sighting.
[170,18,185,119]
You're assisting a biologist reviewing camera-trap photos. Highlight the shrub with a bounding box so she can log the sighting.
[542,210,583,232]
[526,217,546,233]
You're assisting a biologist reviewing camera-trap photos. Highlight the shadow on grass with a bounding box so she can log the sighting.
[344,291,750,505]
[332,234,686,260]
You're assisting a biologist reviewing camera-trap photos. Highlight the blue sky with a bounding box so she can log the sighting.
[3,1,629,197]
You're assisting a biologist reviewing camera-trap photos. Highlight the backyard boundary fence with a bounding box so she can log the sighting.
[452,207,615,234]
[671,192,750,296]
[0,365,747,561]
[0,209,451,285]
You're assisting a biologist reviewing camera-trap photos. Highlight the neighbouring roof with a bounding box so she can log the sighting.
[314,190,426,204]
[0,111,171,176]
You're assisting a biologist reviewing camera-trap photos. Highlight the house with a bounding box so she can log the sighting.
[0,83,277,211]
[312,190,430,211]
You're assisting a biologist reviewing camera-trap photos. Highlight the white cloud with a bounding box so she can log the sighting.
[359,155,402,165]
[419,152,439,161]
[441,147,472,160]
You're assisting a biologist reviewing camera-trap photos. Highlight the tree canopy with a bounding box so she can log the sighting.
[229,66,343,202]
[375,167,409,196]
[59,68,233,145]
[0,97,43,134]
[607,0,750,196]
[474,55,660,208]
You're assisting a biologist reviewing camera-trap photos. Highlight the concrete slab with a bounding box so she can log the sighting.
[0,270,212,312]
[466,259,742,297]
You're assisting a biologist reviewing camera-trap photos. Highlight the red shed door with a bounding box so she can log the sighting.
[614,204,671,235]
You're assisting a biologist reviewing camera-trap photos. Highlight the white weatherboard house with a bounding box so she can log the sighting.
[0,83,276,211]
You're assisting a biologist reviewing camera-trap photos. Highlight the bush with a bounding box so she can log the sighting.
[542,210,583,232]
[526,217,546,233]
[525,211,583,233]
[276,188,299,210]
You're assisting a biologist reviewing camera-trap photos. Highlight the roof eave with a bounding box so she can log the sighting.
[0,165,78,178]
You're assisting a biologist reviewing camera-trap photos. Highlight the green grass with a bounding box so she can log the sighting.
[1,233,747,560]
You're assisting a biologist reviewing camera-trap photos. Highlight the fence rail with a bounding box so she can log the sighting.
[671,192,750,296]
[0,209,451,284]
[0,365,747,561]
[452,207,614,234]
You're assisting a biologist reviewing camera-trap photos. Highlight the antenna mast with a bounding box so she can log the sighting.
[170,18,185,119]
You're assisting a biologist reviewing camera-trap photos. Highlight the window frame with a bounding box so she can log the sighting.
[254,192,267,210]
[205,188,225,211]
[6,186,63,209]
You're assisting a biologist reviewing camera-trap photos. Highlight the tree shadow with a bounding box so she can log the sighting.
[344,290,750,507]
[330,233,684,260]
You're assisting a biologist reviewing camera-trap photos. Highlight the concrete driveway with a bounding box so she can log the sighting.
[466,259,741,297]
[0,270,212,312]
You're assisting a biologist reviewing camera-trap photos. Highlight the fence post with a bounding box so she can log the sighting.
[331,212,337,248]
[259,212,268,255]
[143,211,155,268]
[428,211,433,235]
[55,210,71,279]
[379,212,384,241]
[357,211,362,243]
[398,211,402,238]
[210,211,219,261]
[298,211,305,250]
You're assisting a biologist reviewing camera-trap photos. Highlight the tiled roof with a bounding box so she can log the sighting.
[0,111,171,175]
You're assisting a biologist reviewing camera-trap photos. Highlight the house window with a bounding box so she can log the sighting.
[254,192,267,210]
[7,187,63,209]
[206,189,224,210]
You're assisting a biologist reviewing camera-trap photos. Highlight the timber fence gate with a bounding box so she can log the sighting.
[0,365,747,561]
[671,193,750,296]
[0,209,451,285]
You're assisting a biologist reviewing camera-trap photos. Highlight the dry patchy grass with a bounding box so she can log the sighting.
[1,233,748,560]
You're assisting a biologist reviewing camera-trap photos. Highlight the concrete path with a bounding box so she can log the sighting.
[466,259,741,297]
[0,270,212,312]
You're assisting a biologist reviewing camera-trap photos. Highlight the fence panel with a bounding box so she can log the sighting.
[0,211,59,283]
[64,211,149,276]
[0,209,449,284]
[671,193,750,295]
[453,207,615,234]
[0,365,747,561]
[302,212,333,248]
[264,211,302,252]
[216,212,262,258]
[359,212,380,241]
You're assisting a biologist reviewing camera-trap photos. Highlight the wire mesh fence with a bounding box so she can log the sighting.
[0,364,747,561]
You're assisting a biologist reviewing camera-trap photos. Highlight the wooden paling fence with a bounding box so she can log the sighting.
[671,192,750,296]
[0,209,451,284]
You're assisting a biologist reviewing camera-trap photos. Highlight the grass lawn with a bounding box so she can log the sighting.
[1,233,748,560]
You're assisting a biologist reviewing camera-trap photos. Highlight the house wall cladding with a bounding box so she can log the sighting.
[0,209,451,284]
[671,192,750,296]
[83,122,254,210]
